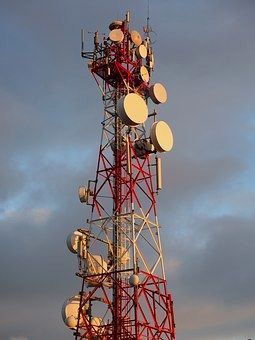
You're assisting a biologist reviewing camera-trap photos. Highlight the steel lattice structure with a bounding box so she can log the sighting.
[62,12,175,340]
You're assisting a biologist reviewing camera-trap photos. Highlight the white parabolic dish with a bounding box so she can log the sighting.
[109,29,124,43]
[136,44,147,59]
[117,93,148,126]
[62,295,81,328]
[149,83,168,104]
[140,66,150,83]
[66,230,84,254]
[109,20,123,30]
[130,30,142,46]
[150,121,174,152]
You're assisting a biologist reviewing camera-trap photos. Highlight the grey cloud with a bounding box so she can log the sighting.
[0,296,71,339]
[175,215,255,305]
[163,214,255,340]
[177,300,255,340]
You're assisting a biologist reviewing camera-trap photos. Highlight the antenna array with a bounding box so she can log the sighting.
[62,11,176,340]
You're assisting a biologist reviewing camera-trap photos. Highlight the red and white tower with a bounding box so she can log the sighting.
[62,12,176,339]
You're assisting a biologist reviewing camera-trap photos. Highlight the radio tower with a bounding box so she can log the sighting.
[62,11,176,340]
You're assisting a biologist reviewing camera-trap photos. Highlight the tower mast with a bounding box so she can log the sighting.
[62,11,176,339]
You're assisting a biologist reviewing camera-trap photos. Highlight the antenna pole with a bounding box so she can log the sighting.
[81,29,85,53]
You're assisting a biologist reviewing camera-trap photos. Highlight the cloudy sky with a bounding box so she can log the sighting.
[1,0,255,339]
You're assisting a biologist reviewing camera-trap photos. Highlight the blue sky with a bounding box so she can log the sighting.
[0,1,255,339]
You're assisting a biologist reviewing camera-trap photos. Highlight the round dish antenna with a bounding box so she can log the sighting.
[109,20,123,30]
[129,274,140,286]
[140,66,150,83]
[149,83,168,104]
[109,29,124,43]
[130,30,142,46]
[78,186,92,203]
[62,295,87,329]
[136,44,147,59]
[117,93,148,126]
[66,230,86,254]
[150,121,174,152]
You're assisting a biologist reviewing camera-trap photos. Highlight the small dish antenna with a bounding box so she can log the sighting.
[130,30,142,46]
[150,121,174,152]
[109,28,124,43]
[149,83,168,104]
[117,93,148,126]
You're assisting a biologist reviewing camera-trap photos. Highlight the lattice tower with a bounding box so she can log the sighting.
[62,11,176,340]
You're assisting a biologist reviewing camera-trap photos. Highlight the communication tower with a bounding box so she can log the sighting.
[62,11,176,339]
